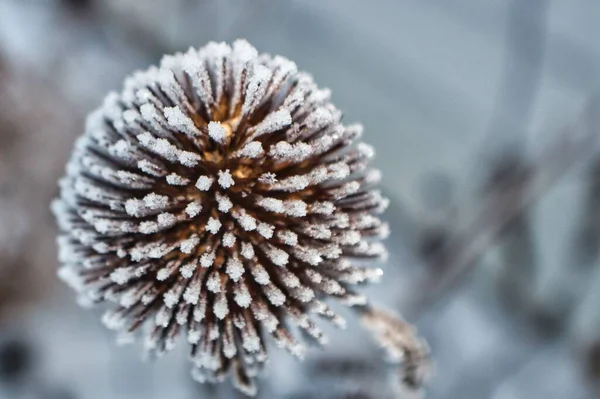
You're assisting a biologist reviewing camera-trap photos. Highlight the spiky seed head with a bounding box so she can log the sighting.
[52,39,389,396]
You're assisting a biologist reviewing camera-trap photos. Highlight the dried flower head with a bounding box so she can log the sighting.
[52,39,389,395]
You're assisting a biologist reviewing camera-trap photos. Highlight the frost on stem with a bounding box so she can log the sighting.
[52,39,392,396]
[360,306,432,391]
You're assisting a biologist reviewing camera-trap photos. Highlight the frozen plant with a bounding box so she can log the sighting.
[52,39,418,395]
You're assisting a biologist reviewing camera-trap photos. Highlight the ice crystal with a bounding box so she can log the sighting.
[52,39,389,396]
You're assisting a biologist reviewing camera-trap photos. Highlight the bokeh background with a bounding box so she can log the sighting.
[0,0,600,398]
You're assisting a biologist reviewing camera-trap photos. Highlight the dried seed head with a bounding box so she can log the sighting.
[52,39,388,396]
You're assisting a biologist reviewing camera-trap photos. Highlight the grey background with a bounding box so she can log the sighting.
[0,0,599,398]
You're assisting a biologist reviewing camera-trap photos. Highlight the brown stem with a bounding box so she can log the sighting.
[357,304,432,392]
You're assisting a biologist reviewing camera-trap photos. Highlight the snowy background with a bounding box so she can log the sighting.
[0,0,600,398]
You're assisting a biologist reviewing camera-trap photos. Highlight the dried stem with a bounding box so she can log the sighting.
[410,98,600,315]
[358,304,431,392]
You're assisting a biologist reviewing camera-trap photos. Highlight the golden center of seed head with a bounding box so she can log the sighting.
[193,120,244,189]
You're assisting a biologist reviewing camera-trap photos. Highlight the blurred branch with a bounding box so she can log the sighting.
[409,98,600,316]
[479,1,548,308]
[484,0,549,146]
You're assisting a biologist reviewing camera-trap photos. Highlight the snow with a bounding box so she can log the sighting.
[277,230,298,246]
[139,104,165,132]
[344,123,364,140]
[102,310,126,330]
[143,193,169,209]
[234,282,252,308]
[213,294,229,319]
[139,221,159,234]
[332,181,361,199]
[207,121,227,144]
[157,69,188,111]
[108,139,131,158]
[187,329,201,344]
[303,225,331,240]
[184,279,201,305]
[225,256,244,281]
[242,64,272,116]
[294,246,322,266]
[200,252,215,268]
[270,174,311,192]
[328,162,351,180]
[122,108,139,124]
[257,222,274,239]
[251,109,292,139]
[137,159,165,177]
[357,142,375,158]
[242,334,261,354]
[284,199,307,217]
[336,230,361,245]
[155,307,171,327]
[251,264,270,285]
[157,212,177,228]
[268,141,312,162]
[156,265,174,281]
[280,270,300,288]
[240,242,255,259]
[185,201,203,217]
[304,107,333,130]
[110,267,134,285]
[124,198,145,216]
[179,235,199,254]
[176,309,188,325]
[201,41,230,102]
[294,287,315,303]
[258,172,277,185]
[206,217,221,234]
[120,291,139,308]
[163,286,182,308]
[236,141,264,158]
[177,151,201,167]
[206,271,221,293]
[364,168,382,184]
[232,39,258,65]
[164,105,199,137]
[217,169,235,189]
[257,197,284,213]
[180,262,197,279]
[216,193,233,213]
[222,232,236,247]
[195,175,213,191]
[193,294,207,322]
[265,246,289,266]
[181,50,214,111]
[236,211,257,231]
[265,284,286,306]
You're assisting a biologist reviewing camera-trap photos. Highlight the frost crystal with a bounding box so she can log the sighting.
[52,39,389,396]
[216,193,233,213]
[166,173,190,186]
[206,217,222,234]
[222,232,236,248]
[200,252,215,268]
[218,170,235,189]
[185,201,202,218]
[208,121,228,144]
[195,175,213,191]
